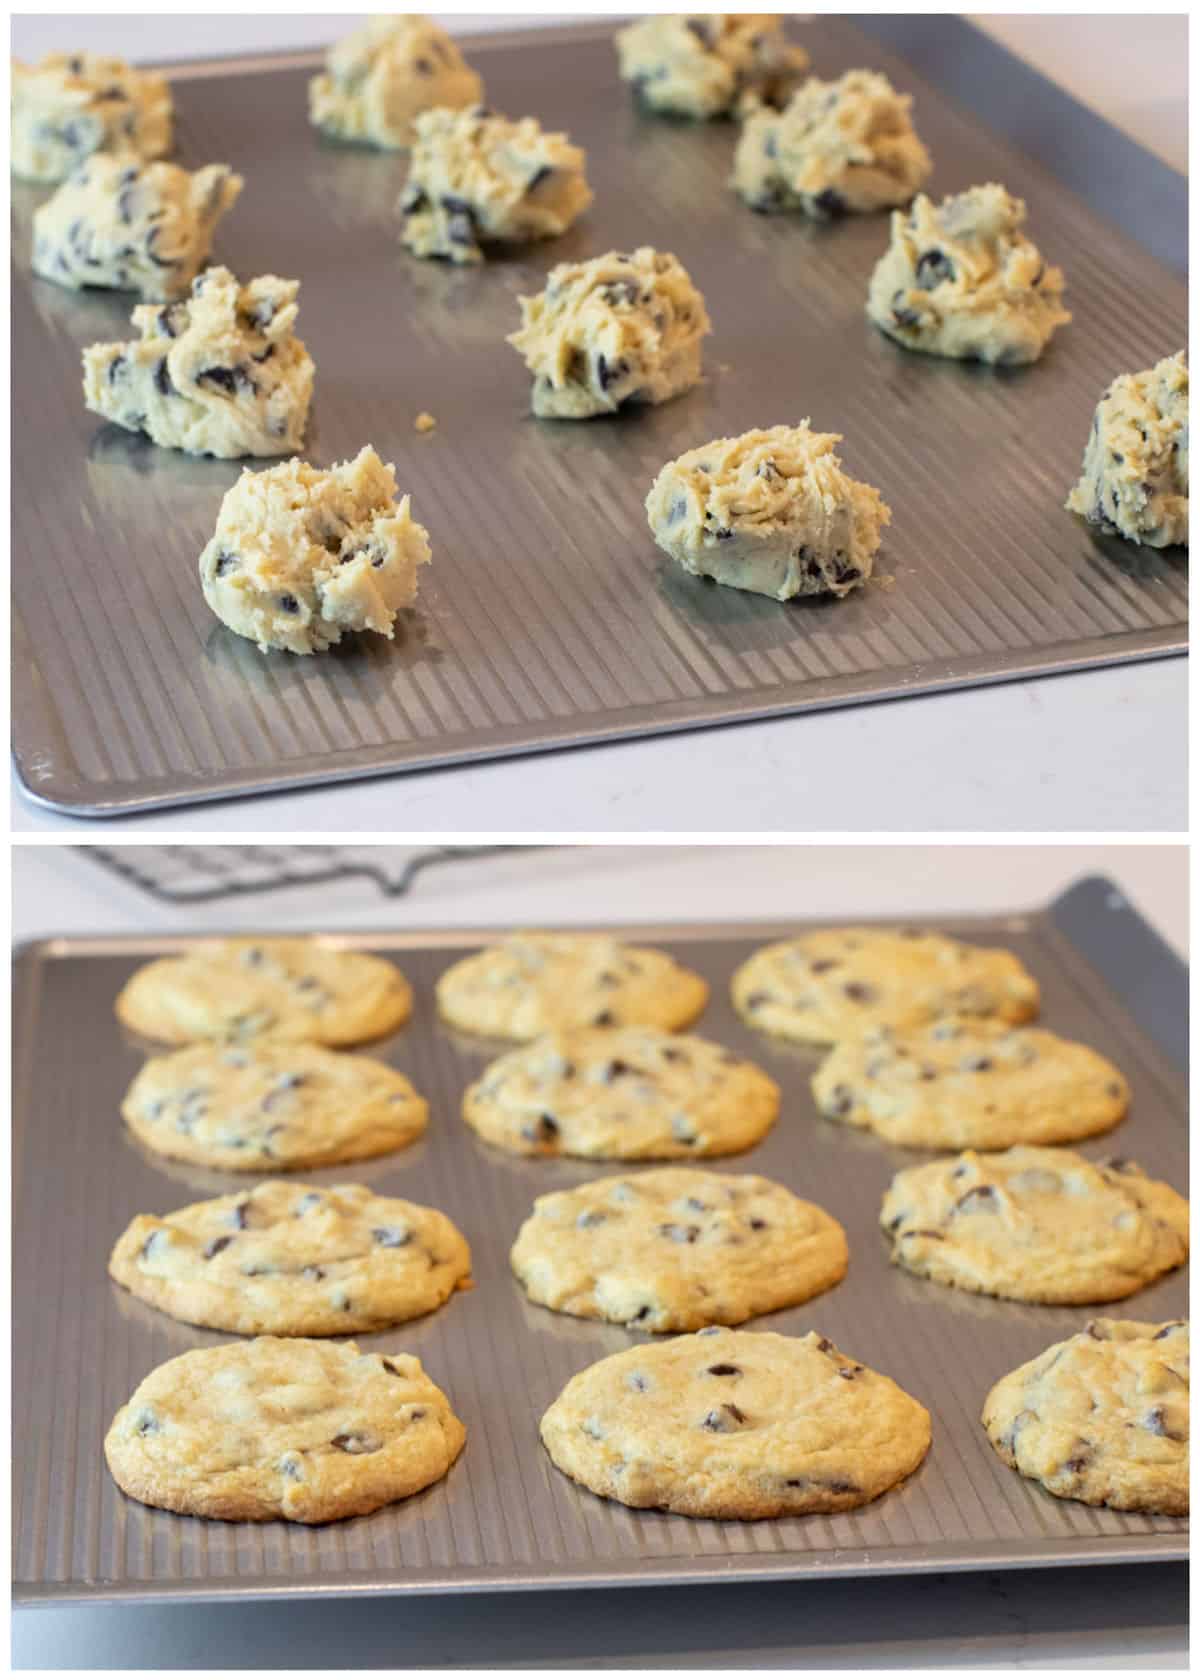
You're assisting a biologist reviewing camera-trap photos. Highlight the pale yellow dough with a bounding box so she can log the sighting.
[733,70,930,218]
[867,183,1070,365]
[12,51,172,183]
[615,15,809,120]
[309,16,483,149]
[508,247,711,419]
[82,267,313,458]
[646,423,890,600]
[400,105,591,264]
[1067,351,1188,546]
[198,447,431,654]
[881,1147,1188,1303]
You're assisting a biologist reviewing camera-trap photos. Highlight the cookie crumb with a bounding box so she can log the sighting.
[414,411,437,433]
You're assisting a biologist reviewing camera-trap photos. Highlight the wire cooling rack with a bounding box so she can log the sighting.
[81,845,539,904]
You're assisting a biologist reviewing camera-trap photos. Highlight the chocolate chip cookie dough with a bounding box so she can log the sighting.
[122,1043,427,1172]
[438,932,708,1040]
[867,184,1070,365]
[615,14,809,120]
[1067,351,1188,546]
[199,447,431,654]
[105,1338,466,1522]
[309,15,483,150]
[507,247,711,419]
[881,1148,1188,1304]
[110,1181,472,1335]
[463,1027,778,1158]
[733,928,1040,1046]
[399,105,592,264]
[541,1328,931,1518]
[116,937,412,1046]
[12,51,172,184]
[983,1319,1188,1515]
[733,70,930,218]
[511,1168,847,1330]
[813,1019,1128,1150]
[82,267,313,457]
[646,423,890,600]
[32,156,242,301]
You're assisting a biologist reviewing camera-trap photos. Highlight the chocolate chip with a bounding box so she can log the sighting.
[960,1055,993,1073]
[810,959,839,974]
[702,1403,747,1432]
[139,1230,166,1260]
[915,248,955,288]
[577,1210,607,1228]
[1143,1406,1187,1442]
[331,1433,380,1454]
[837,1364,864,1380]
[373,1226,411,1248]
[204,1235,233,1259]
[301,1265,325,1282]
[279,594,300,614]
[901,1228,945,1240]
[627,1372,650,1392]
[811,187,846,217]
[748,1217,768,1231]
[745,992,770,1010]
[954,1184,998,1212]
[824,1084,854,1117]
[843,982,876,1003]
[593,1010,616,1027]
[134,1408,160,1436]
[706,1364,741,1377]
[523,1114,559,1144]
[659,1223,700,1244]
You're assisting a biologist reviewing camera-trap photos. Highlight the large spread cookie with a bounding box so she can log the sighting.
[881,1148,1188,1304]
[511,1168,847,1330]
[116,938,412,1046]
[109,1181,472,1335]
[105,1338,466,1522]
[463,1027,777,1158]
[732,927,1039,1046]
[540,1327,931,1518]
[122,1042,427,1171]
[982,1319,1188,1515]
[813,1019,1127,1149]
[437,933,708,1041]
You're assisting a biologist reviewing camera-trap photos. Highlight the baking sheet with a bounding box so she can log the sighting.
[10,16,1188,816]
[12,880,1188,1605]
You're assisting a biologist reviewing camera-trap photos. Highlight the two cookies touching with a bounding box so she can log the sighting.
[104,927,1188,1526]
[17,17,1186,657]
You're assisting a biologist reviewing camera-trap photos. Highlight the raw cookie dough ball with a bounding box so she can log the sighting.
[12,52,172,183]
[511,1167,847,1330]
[646,422,890,601]
[813,1019,1128,1150]
[104,1338,466,1523]
[733,927,1040,1046]
[982,1319,1189,1515]
[399,104,592,264]
[1066,351,1188,547]
[615,14,809,120]
[733,70,930,218]
[881,1148,1188,1304]
[508,246,711,419]
[540,1328,932,1519]
[199,446,431,655]
[109,1181,473,1336]
[32,155,242,301]
[867,183,1070,365]
[82,267,314,458]
[309,15,483,150]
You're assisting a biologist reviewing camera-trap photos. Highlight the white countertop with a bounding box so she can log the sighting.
[9,13,1188,835]
[10,841,1188,1668]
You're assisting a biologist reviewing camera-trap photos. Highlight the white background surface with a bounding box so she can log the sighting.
[10,840,1188,1668]
[8,11,1189,835]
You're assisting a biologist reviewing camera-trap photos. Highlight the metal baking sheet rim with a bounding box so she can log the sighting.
[13,629,1187,820]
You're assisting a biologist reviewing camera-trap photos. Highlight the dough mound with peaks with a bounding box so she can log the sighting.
[1067,351,1188,547]
[508,247,711,419]
[867,183,1070,365]
[309,15,483,149]
[734,70,930,218]
[400,105,591,263]
[33,156,242,301]
[82,267,314,458]
[646,423,890,600]
[12,51,172,183]
[616,14,809,120]
[198,447,431,654]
